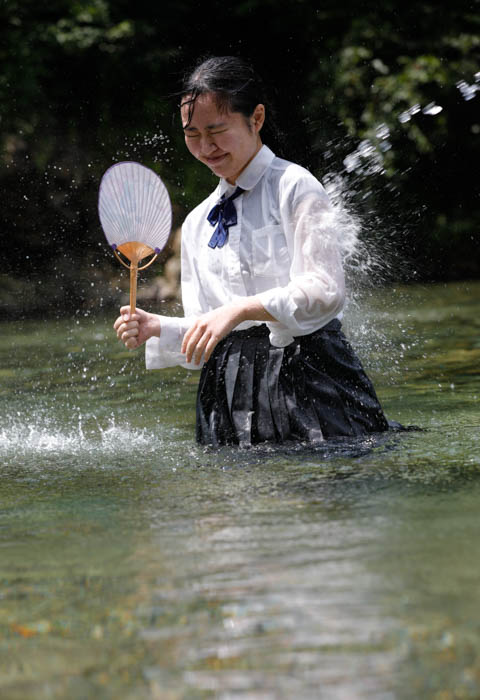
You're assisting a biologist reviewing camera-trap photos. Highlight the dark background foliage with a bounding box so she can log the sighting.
[1,0,479,317]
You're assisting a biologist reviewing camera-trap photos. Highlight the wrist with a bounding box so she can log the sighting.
[147,313,161,339]
[229,300,249,325]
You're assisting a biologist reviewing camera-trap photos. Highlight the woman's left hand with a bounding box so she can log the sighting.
[181,304,244,365]
[182,299,276,365]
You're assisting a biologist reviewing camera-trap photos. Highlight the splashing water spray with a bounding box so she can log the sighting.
[325,71,479,281]
[318,72,480,372]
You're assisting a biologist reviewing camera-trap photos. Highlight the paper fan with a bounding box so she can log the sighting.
[98,161,172,312]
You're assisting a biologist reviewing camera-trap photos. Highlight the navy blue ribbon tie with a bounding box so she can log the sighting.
[207,186,244,249]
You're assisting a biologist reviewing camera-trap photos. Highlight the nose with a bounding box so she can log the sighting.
[199,134,217,156]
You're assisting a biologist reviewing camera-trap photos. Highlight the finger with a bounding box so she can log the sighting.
[115,313,138,331]
[183,325,204,362]
[181,324,196,354]
[182,317,210,354]
[121,327,139,342]
[125,337,138,350]
[122,320,139,331]
[187,331,209,364]
[120,305,132,318]
[120,305,143,323]
[115,321,138,340]
[122,312,140,324]
[115,321,126,340]
[203,335,220,363]
[192,331,212,365]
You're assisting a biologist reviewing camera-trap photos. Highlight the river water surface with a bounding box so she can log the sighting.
[1,281,479,699]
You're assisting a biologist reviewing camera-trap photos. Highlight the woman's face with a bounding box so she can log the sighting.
[181,92,264,184]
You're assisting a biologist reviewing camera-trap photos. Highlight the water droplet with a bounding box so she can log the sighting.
[375,123,390,140]
[456,79,478,101]
[422,102,443,116]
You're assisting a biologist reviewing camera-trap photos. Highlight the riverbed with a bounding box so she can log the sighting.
[1,281,479,699]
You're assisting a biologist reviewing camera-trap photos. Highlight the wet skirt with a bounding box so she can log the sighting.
[196,320,390,447]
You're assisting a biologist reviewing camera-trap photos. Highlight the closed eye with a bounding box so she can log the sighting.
[184,129,228,138]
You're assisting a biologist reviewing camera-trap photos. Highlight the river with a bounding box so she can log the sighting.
[1,280,479,699]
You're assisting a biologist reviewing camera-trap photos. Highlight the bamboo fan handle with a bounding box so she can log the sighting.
[112,243,158,317]
[129,262,138,315]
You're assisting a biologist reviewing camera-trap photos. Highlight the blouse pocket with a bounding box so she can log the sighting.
[199,242,222,276]
[252,225,291,277]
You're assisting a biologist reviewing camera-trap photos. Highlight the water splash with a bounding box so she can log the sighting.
[117,128,173,164]
[318,69,480,299]
[341,70,478,177]
[421,102,443,116]
[456,72,480,101]
[0,411,164,467]
[323,171,401,290]
[398,103,422,124]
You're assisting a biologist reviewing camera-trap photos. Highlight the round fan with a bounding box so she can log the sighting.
[98,161,172,313]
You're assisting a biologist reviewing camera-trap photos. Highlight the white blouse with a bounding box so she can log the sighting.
[145,145,345,370]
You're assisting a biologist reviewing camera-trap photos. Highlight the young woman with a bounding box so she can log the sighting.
[114,56,390,446]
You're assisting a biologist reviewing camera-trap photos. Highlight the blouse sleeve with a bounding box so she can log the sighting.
[145,216,205,370]
[255,170,345,346]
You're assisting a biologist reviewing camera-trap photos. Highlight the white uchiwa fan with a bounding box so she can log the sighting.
[98,161,172,313]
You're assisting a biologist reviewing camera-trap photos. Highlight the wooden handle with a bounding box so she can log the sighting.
[129,262,138,315]
[112,242,157,315]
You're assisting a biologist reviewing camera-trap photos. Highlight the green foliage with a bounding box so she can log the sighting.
[0,0,479,317]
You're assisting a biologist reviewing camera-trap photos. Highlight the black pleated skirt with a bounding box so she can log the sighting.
[196,320,390,447]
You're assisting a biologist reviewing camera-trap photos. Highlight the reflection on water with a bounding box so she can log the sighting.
[1,281,480,699]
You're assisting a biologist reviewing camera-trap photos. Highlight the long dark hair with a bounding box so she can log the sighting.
[180,56,285,156]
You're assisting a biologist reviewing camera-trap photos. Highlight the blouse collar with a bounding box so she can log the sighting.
[219,145,275,196]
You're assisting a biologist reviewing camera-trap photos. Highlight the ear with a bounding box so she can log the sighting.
[252,104,265,133]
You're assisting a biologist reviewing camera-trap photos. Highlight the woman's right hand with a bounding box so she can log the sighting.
[113,306,160,350]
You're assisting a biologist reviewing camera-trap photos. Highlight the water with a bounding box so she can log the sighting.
[1,281,480,699]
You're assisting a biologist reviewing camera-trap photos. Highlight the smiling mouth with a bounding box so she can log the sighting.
[204,154,227,166]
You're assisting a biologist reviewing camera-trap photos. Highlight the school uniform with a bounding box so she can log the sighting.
[146,145,389,445]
